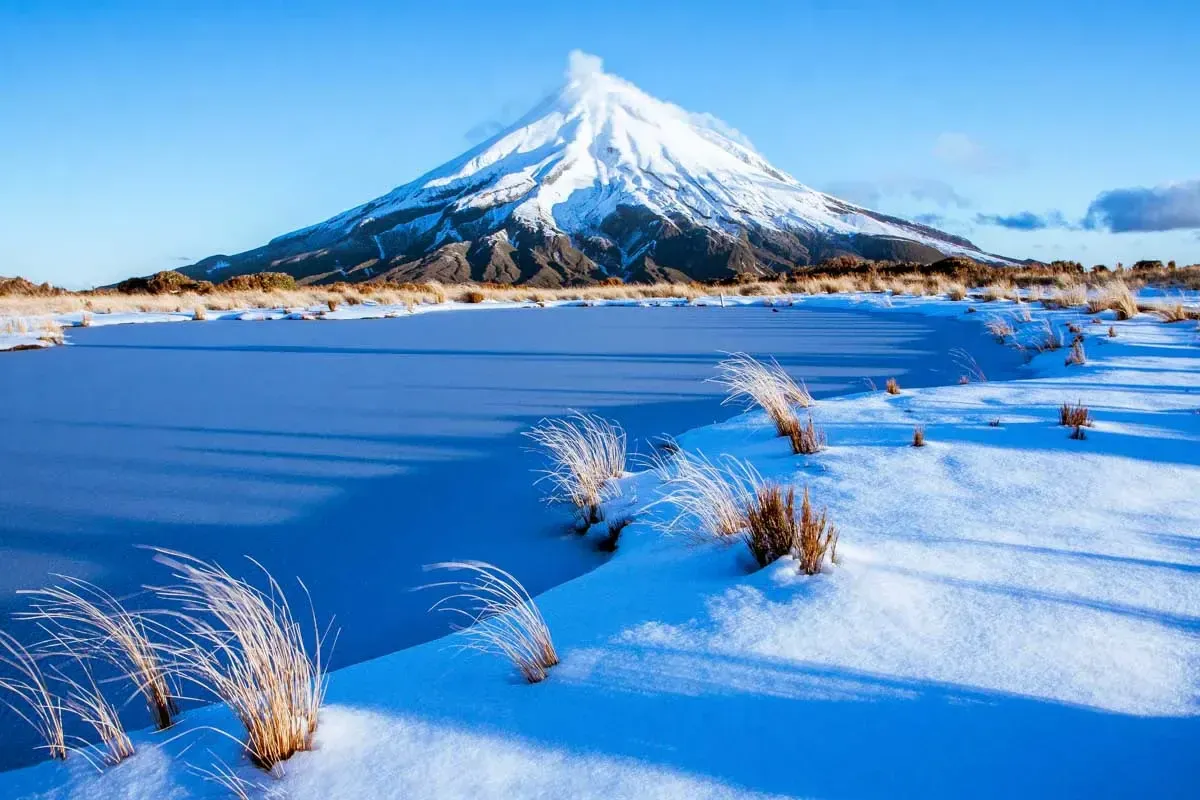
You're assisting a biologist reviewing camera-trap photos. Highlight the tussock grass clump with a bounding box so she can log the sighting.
[526,412,626,525]
[58,662,135,767]
[945,283,968,301]
[151,550,331,771]
[649,451,752,540]
[885,377,901,395]
[712,352,812,437]
[985,316,1015,342]
[1069,424,1088,440]
[743,484,838,574]
[1065,338,1087,366]
[425,561,558,683]
[461,289,487,304]
[193,305,207,321]
[1059,401,1093,428]
[18,577,177,730]
[1087,282,1138,319]
[325,298,338,312]
[744,484,799,568]
[0,630,66,761]
[788,414,826,455]
[912,426,926,447]
[1108,325,1117,338]
[1032,320,1064,352]
[1147,301,1196,323]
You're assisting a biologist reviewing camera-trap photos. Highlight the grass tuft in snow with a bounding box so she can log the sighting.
[425,561,558,684]
[743,484,839,574]
[1059,401,1094,429]
[648,450,753,540]
[1065,337,1087,366]
[744,483,799,568]
[525,412,627,527]
[787,414,826,455]
[18,577,178,730]
[985,315,1014,342]
[1087,282,1138,319]
[885,377,901,395]
[0,630,66,761]
[188,754,281,800]
[711,352,812,437]
[912,426,926,447]
[55,660,135,768]
[150,549,331,772]
[193,305,207,321]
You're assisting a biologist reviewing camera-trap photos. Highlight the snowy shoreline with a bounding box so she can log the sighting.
[2,294,1198,798]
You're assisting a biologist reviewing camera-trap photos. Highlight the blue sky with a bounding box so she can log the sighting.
[1,0,1197,288]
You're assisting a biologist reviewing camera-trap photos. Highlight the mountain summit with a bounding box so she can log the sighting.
[185,53,1002,286]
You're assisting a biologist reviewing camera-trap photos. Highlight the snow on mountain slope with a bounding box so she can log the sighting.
[185,52,1005,286]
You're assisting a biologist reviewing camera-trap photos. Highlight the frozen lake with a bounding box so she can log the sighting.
[0,304,1022,767]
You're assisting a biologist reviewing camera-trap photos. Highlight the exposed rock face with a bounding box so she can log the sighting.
[182,57,1011,287]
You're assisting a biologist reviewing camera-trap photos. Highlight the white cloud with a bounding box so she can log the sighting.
[567,50,604,82]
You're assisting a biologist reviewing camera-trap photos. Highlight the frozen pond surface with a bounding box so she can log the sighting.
[0,304,1021,767]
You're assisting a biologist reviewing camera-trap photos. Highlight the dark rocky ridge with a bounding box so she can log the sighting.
[183,206,986,288]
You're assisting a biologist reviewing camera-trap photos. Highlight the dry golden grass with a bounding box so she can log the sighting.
[788,414,826,455]
[18,578,177,730]
[912,426,926,447]
[0,630,66,761]
[795,487,839,575]
[885,377,901,395]
[742,483,838,574]
[1059,401,1093,428]
[712,352,812,436]
[1065,338,1087,366]
[57,661,135,767]
[1143,301,1198,323]
[150,550,331,772]
[985,315,1015,342]
[193,305,207,321]
[1087,282,1138,319]
[1069,424,1088,440]
[425,561,558,683]
[744,483,799,568]
[648,450,753,540]
[525,412,627,525]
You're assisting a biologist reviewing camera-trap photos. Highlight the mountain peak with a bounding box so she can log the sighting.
[185,54,1005,287]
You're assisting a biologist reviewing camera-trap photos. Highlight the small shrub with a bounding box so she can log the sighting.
[425,561,558,683]
[946,283,967,301]
[885,377,901,395]
[912,426,926,447]
[461,289,487,304]
[1059,401,1093,428]
[326,298,338,312]
[788,414,826,455]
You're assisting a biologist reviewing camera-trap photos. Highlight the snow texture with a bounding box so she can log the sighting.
[1,296,1199,798]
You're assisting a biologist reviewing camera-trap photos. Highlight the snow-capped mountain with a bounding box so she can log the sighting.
[185,52,1003,286]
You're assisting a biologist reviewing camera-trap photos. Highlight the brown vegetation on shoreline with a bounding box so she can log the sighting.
[2,257,1198,319]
